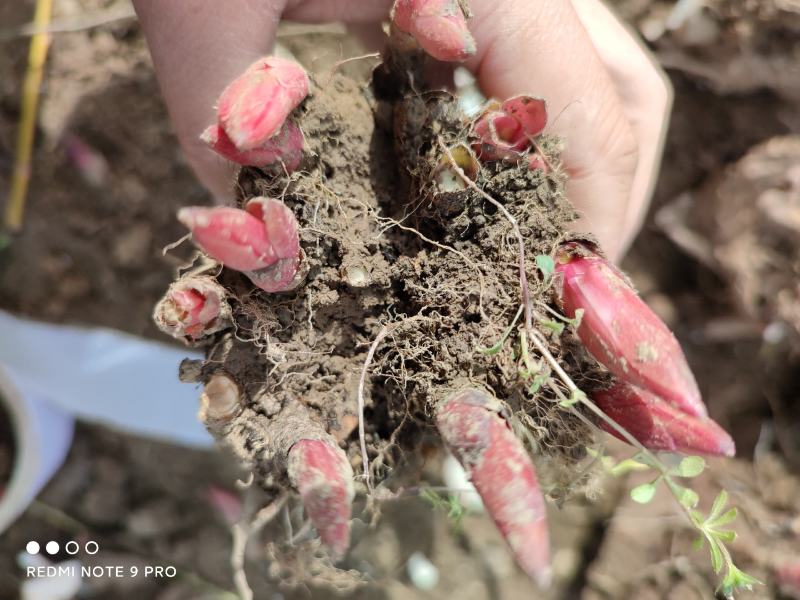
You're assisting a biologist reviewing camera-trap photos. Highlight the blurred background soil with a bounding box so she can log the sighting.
[0,0,798,598]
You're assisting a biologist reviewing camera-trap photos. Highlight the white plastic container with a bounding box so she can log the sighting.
[0,366,74,534]
[0,310,211,535]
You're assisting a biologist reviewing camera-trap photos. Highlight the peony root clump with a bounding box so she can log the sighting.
[153,0,736,589]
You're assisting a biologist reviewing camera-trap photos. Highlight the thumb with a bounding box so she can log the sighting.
[465,0,639,260]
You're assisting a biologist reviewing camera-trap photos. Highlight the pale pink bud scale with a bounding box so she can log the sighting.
[217,56,309,151]
[287,438,354,560]
[436,389,551,587]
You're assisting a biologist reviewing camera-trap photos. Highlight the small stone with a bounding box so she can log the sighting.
[407,551,439,591]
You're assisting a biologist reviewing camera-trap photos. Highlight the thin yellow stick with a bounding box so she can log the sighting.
[4,0,54,232]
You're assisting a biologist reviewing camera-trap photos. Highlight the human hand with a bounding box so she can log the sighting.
[133,0,671,261]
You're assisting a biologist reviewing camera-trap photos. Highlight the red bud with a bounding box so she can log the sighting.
[392,0,476,62]
[240,197,303,293]
[593,382,735,457]
[472,110,529,161]
[436,389,551,587]
[243,197,299,261]
[153,276,230,342]
[217,56,309,151]
[178,206,280,271]
[287,438,354,560]
[556,246,707,418]
[178,199,302,293]
[201,122,303,172]
[501,95,547,138]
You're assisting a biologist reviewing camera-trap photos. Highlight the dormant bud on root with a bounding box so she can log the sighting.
[177,198,303,292]
[199,373,243,424]
[555,243,707,418]
[154,276,231,344]
[217,56,309,151]
[287,438,355,560]
[392,0,476,62]
[436,388,551,587]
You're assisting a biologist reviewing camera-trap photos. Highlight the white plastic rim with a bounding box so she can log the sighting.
[0,307,214,535]
[0,310,210,447]
[0,366,75,535]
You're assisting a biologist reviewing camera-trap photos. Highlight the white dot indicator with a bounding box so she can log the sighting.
[26,541,40,555]
[65,541,79,555]
[45,541,59,555]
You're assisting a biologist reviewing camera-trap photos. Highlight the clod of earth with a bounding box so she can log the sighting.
[153,0,735,588]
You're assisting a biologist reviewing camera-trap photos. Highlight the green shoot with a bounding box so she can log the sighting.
[535,254,555,281]
[630,481,658,504]
[540,318,565,335]
[514,329,757,597]
[527,372,549,395]
[558,388,586,409]
[690,490,762,597]
[540,304,584,330]
[476,304,524,355]
[420,487,466,533]
[590,447,759,596]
